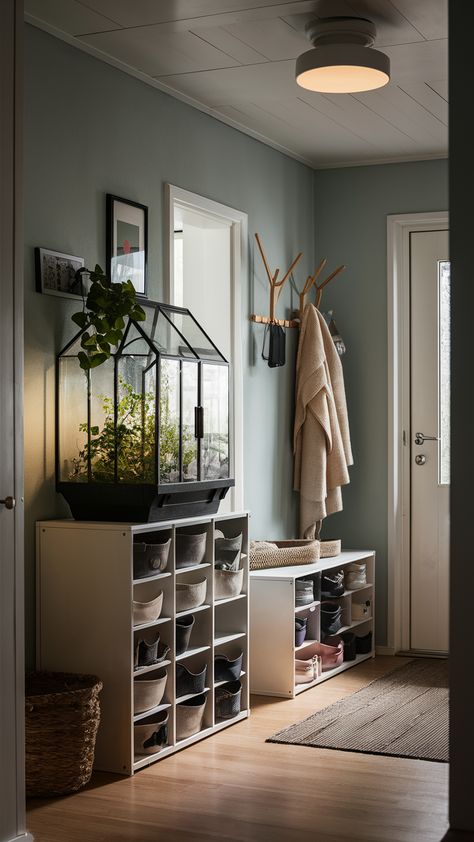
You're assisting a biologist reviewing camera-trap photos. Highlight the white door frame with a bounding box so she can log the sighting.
[387,211,449,654]
[0,2,32,841]
[164,184,247,512]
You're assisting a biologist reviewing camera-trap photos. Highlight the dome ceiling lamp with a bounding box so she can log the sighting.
[295,16,390,94]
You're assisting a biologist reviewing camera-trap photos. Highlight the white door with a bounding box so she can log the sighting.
[410,229,450,653]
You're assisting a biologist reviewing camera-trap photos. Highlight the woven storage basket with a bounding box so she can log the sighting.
[25,671,102,797]
[250,539,320,571]
[319,538,341,558]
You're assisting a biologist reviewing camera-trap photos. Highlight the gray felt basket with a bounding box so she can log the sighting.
[133,669,167,715]
[214,568,243,601]
[176,693,207,741]
[176,579,207,613]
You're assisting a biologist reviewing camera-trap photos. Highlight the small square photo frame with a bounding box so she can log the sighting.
[35,248,88,300]
[106,194,148,297]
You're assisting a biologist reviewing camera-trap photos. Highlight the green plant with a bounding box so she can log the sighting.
[69,375,196,484]
[71,265,146,371]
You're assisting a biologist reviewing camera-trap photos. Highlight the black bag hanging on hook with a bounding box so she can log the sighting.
[262,323,286,368]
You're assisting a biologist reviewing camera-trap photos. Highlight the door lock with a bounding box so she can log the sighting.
[415,454,426,466]
[0,496,16,510]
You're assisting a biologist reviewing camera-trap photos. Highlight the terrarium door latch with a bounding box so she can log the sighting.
[194,406,204,438]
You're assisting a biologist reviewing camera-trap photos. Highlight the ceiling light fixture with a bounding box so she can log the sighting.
[295,16,390,94]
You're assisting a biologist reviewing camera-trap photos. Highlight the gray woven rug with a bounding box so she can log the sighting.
[267,659,449,762]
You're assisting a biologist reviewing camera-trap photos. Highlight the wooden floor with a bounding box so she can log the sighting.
[26,656,448,842]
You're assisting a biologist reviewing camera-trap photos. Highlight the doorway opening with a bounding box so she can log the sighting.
[165,185,247,513]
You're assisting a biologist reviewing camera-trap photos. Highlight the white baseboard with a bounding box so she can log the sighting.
[7,834,34,842]
[375,645,397,656]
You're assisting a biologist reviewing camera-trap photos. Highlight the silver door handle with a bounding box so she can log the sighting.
[0,496,16,510]
[414,432,440,446]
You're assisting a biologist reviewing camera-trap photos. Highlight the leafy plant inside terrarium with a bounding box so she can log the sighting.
[69,375,196,484]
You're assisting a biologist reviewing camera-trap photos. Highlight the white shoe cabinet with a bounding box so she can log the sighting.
[36,512,249,775]
[249,550,375,698]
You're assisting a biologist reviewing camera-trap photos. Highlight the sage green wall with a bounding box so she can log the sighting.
[24,24,449,662]
[23,24,314,664]
[313,159,448,645]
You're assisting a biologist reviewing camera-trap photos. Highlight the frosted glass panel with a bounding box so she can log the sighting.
[439,260,450,485]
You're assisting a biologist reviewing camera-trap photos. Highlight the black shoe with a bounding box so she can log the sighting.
[321,602,343,635]
[321,570,344,598]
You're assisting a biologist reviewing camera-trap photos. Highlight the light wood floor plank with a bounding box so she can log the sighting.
[26,656,449,842]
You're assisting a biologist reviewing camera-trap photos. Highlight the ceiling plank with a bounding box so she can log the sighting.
[355,86,448,145]
[80,27,242,75]
[298,89,422,154]
[189,25,268,64]
[382,39,448,82]
[426,79,448,100]
[76,0,318,29]
[222,17,308,60]
[154,60,299,104]
[389,0,447,40]
[397,80,448,124]
[25,0,120,34]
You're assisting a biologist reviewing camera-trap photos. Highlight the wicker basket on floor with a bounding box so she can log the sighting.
[250,539,320,571]
[25,671,102,797]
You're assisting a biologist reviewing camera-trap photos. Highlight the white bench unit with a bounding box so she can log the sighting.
[249,550,375,698]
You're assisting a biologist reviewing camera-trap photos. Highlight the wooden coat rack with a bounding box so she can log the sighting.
[250,233,346,328]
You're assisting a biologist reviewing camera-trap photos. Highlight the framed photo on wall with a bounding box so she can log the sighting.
[35,247,88,299]
[106,194,148,297]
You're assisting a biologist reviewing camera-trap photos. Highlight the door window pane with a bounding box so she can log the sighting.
[439,260,450,485]
[201,364,229,480]
[159,358,180,483]
[182,361,198,481]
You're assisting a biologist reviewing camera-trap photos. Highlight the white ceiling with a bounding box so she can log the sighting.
[24,0,448,168]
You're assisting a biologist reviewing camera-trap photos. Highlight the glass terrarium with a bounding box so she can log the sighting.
[56,302,233,521]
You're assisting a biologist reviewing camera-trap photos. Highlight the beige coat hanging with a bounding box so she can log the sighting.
[294,304,353,537]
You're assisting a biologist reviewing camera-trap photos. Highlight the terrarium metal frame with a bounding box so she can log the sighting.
[56,301,234,522]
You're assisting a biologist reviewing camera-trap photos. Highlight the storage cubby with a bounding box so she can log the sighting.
[36,512,249,775]
[250,550,375,698]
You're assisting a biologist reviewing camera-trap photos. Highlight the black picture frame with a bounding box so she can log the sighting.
[106,194,148,298]
[35,247,87,300]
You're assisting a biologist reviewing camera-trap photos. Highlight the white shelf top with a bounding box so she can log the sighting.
[295,638,319,653]
[133,660,171,677]
[295,600,320,614]
[337,617,373,634]
[176,644,210,661]
[38,512,249,533]
[176,603,210,619]
[133,701,171,723]
[133,571,172,585]
[214,593,247,607]
[250,550,375,580]
[133,615,172,632]
[214,631,246,646]
[214,670,246,689]
[176,687,210,705]
[175,563,211,575]
[133,742,174,770]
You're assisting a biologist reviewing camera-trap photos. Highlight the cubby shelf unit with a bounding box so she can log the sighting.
[36,512,249,775]
[249,550,375,698]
